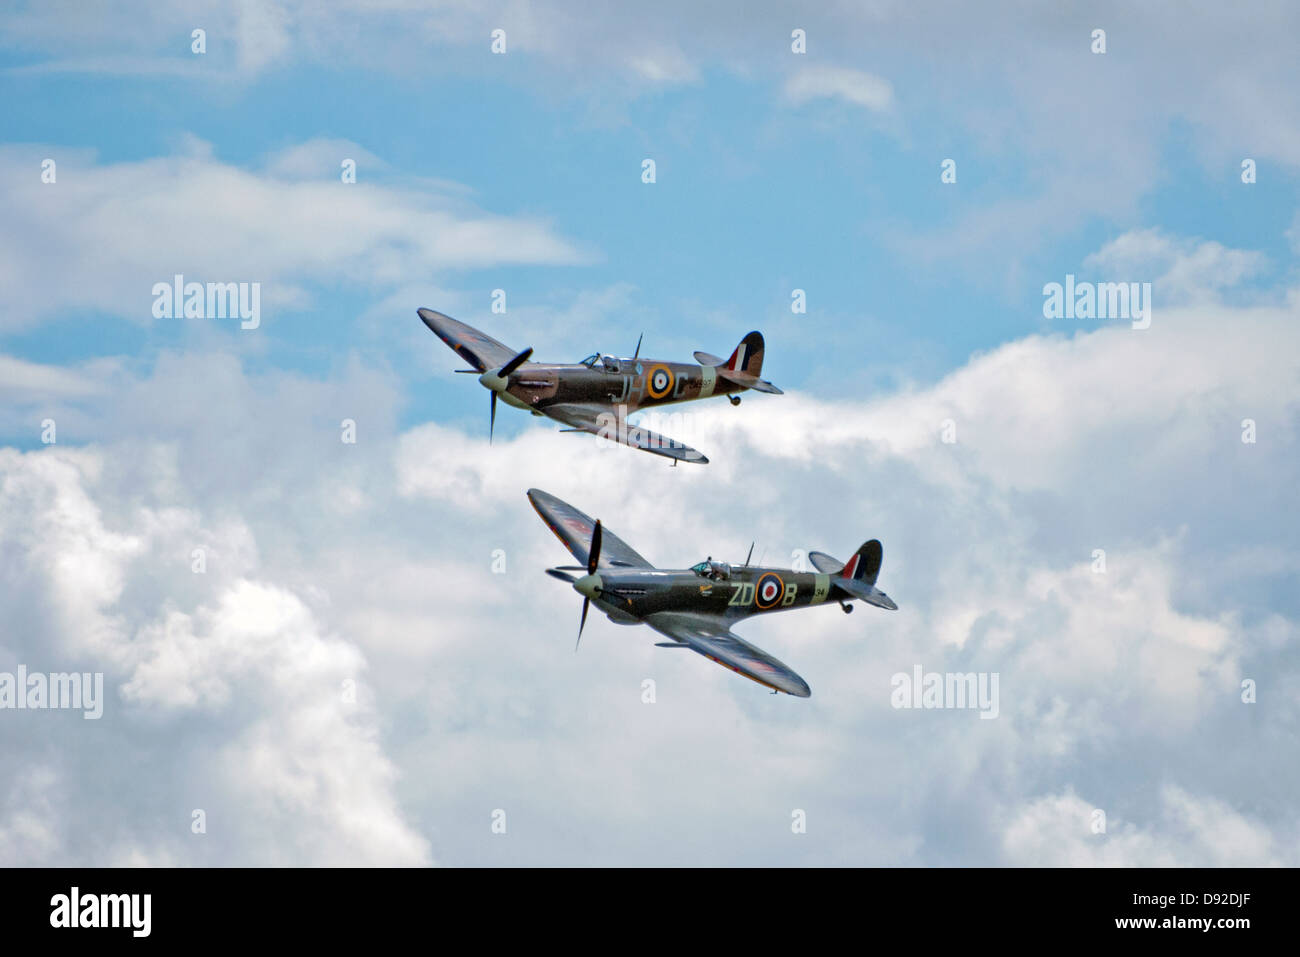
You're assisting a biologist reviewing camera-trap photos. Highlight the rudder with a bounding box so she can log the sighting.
[724,331,765,378]
[841,540,883,586]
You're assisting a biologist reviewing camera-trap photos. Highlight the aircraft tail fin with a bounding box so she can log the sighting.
[723,331,765,378]
[840,539,883,585]
[828,539,896,610]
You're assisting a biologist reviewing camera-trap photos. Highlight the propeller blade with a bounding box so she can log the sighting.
[633,333,643,360]
[546,568,578,583]
[576,597,590,652]
[499,347,534,378]
[489,392,496,444]
[587,520,602,574]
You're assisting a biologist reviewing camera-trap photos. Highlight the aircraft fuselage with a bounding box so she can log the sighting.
[588,566,840,625]
[499,360,741,414]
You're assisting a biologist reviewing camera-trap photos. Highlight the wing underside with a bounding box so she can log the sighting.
[544,403,708,464]
[645,612,811,697]
[526,488,652,569]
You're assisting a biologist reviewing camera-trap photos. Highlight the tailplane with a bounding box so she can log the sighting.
[701,331,782,395]
[809,540,897,610]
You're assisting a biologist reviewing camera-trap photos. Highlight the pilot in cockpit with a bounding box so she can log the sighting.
[690,558,731,581]
[579,353,621,372]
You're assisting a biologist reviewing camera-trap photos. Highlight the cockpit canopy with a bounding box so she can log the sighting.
[579,353,623,372]
[690,559,732,581]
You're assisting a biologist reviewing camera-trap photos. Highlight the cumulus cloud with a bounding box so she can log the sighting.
[1084,229,1271,303]
[4,0,1300,864]
[4,278,1295,864]
[1002,787,1286,867]
[0,446,432,866]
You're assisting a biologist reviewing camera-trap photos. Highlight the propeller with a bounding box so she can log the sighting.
[479,347,534,443]
[574,520,603,652]
[587,520,602,575]
[577,595,590,650]
[499,347,534,377]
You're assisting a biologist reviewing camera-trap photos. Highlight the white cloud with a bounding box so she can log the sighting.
[261,137,388,181]
[0,445,432,866]
[8,283,1282,864]
[1084,229,1270,303]
[0,356,111,399]
[626,47,699,85]
[782,66,893,112]
[234,0,292,74]
[1002,787,1285,866]
[0,768,62,863]
[0,142,590,332]
[1,17,1297,854]
[8,2,1300,292]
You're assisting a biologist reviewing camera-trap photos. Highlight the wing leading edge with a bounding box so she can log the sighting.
[645,612,811,697]
[526,488,653,569]
[418,308,520,373]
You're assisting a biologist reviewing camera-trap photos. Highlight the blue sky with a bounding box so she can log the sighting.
[2,2,1299,867]
[5,8,1294,439]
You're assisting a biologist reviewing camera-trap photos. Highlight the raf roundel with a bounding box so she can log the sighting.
[646,364,674,399]
[754,572,785,610]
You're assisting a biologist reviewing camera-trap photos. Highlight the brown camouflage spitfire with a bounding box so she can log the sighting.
[418,307,782,463]
[528,489,898,698]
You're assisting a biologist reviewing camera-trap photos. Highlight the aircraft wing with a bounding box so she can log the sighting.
[644,612,812,697]
[418,308,520,373]
[543,403,708,464]
[527,488,653,569]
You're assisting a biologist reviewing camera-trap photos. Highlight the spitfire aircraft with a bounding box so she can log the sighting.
[418,307,782,464]
[528,489,897,697]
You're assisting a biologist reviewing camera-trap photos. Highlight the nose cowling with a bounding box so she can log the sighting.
[574,573,602,600]
[478,370,508,392]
